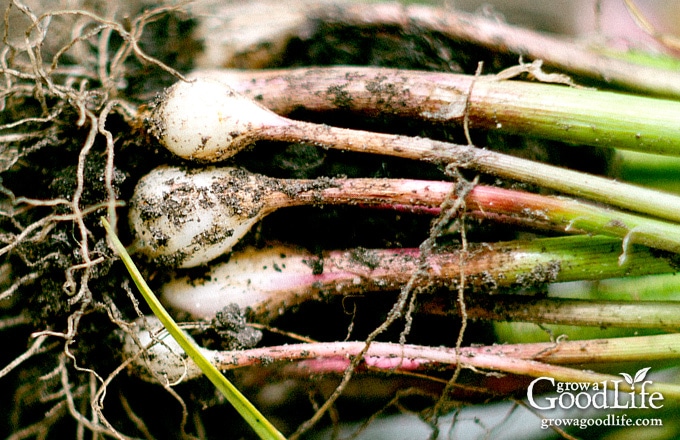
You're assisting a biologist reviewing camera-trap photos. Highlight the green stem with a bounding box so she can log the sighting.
[198,66,680,155]
[319,3,680,98]
[427,295,680,331]
[612,150,680,181]
[515,332,680,365]
[469,78,680,156]
[162,236,677,322]
[455,144,680,224]
[101,218,286,440]
[467,185,680,255]
[576,272,680,301]
[199,339,680,399]
[592,47,680,71]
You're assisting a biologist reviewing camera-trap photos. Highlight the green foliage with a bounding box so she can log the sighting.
[101,218,286,440]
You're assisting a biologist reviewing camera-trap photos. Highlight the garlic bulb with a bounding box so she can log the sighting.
[147,78,288,162]
[161,245,324,321]
[129,165,278,268]
[121,316,204,382]
[129,165,453,267]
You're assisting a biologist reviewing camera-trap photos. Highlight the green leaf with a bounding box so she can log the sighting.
[101,217,286,440]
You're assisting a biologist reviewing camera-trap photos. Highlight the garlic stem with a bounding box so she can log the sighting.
[190,66,680,156]
[128,165,449,268]
[161,237,676,322]
[123,317,680,399]
[314,3,680,98]
[130,165,680,268]
[148,78,680,224]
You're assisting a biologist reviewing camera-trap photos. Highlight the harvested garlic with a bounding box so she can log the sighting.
[145,78,680,225]
[121,316,204,382]
[147,78,288,162]
[130,163,680,268]
[129,165,451,268]
[129,166,273,267]
[160,236,678,324]
[160,244,414,322]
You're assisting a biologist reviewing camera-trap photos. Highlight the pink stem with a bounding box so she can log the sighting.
[203,338,680,397]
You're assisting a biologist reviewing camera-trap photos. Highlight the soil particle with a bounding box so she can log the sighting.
[515,260,561,288]
[364,74,404,112]
[211,168,272,219]
[303,255,324,275]
[605,218,627,229]
[212,303,263,350]
[349,247,381,270]
[326,83,353,109]
[49,153,127,208]
[190,224,234,247]
[280,175,341,202]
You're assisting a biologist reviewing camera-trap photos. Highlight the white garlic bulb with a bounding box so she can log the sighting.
[147,78,288,162]
[129,165,279,268]
[121,316,204,382]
